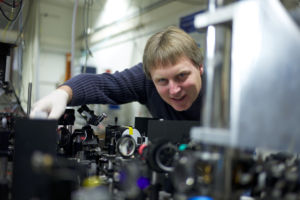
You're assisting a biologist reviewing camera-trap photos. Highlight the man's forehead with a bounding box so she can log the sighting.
[151,61,194,78]
[153,55,191,68]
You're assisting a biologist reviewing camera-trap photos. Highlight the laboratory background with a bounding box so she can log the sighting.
[1,0,300,200]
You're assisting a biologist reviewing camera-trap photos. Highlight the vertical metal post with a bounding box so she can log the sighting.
[71,0,79,76]
[202,1,235,199]
[27,82,32,116]
[202,0,233,129]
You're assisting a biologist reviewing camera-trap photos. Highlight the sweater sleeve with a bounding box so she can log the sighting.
[63,63,147,106]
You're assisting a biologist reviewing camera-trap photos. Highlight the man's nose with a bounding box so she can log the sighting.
[169,81,181,95]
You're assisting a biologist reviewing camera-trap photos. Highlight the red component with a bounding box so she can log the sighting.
[138,143,147,156]
[80,136,86,141]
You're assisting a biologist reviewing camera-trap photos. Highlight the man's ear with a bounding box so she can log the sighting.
[199,64,204,75]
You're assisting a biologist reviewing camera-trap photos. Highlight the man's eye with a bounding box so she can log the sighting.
[157,79,167,85]
[178,73,187,81]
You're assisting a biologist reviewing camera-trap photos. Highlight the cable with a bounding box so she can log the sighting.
[1,1,13,7]
[7,0,25,31]
[0,0,29,117]
[1,0,22,7]
[10,81,26,116]
[1,7,13,39]
[14,0,32,44]
[0,0,23,22]
[1,0,25,40]
[0,83,26,117]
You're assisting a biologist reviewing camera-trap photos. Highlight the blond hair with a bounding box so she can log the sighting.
[143,26,203,79]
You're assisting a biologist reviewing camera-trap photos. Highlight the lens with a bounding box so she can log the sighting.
[117,135,136,158]
[155,143,177,172]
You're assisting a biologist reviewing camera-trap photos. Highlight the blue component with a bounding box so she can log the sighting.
[179,10,205,33]
[81,66,97,74]
[136,177,150,190]
[178,144,188,151]
[188,196,213,200]
[119,171,126,182]
[108,104,120,110]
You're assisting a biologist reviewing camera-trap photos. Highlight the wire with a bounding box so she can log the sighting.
[1,0,24,40]
[0,84,26,117]
[1,7,13,39]
[14,0,32,44]
[1,1,13,7]
[0,0,23,22]
[1,0,22,7]
[10,80,26,116]
[0,0,28,117]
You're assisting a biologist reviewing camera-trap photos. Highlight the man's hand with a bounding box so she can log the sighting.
[30,86,72,119]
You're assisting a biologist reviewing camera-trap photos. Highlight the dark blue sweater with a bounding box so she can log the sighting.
[64,63,204,121]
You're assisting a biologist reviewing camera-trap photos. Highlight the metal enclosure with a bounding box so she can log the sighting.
[191,0,300,153]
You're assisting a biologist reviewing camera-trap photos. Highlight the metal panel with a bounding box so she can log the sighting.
[193,0,300,153]
[231,0,300,152]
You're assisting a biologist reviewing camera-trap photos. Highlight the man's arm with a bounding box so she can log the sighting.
[30,63,147,119]
[63,63,146,106]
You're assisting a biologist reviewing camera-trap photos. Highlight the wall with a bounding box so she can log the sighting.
[38,1,74,99]
[20,1,40,110]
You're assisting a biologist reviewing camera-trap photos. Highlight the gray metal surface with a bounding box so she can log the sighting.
[190,127,231,146]
[193,0,300,153]
[201,24,232,128]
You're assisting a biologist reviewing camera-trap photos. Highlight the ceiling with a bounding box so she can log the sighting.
[0,0,299,42]
[0,0,106,32]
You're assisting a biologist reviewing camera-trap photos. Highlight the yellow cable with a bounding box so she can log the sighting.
[82,176,103,188]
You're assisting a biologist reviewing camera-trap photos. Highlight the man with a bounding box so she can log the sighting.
[30,26,205,121]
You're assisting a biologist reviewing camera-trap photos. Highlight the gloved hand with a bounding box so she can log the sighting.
[30,88,69,119]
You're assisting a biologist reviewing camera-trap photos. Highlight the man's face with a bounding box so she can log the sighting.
[150,56,204,111]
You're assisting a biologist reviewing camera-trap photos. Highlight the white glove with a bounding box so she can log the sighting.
[30,89,69,119]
